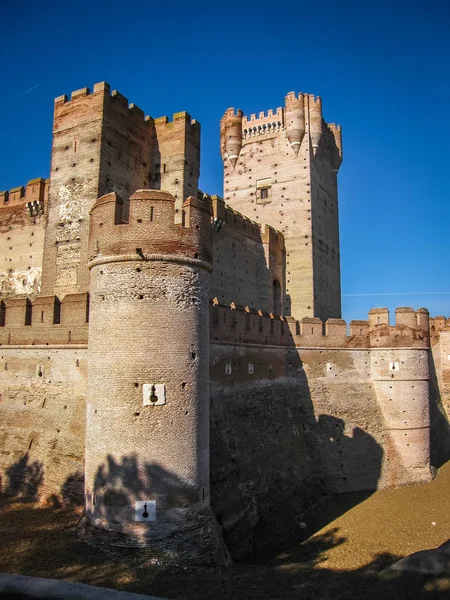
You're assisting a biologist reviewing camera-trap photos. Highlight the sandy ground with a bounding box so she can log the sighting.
[1,462,450,599]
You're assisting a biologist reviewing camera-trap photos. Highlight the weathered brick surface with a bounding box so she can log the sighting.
[220,93,342,321]
[83,189,227,562]
[0,179,47,299]
[0,347,86,502]
[210,196,284,312]
[210,342,432,555]
[0,82,449,563]
[41,84,200,299]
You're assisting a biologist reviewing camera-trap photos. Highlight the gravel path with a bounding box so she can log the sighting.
[1,462,450,599]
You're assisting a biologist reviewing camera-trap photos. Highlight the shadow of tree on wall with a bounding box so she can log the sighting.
[314,415,383,493]
[82,453,227,564]
[0,494,449,600]
[88,453,198,537]
[210,346,384,559]
[2,453,44,500]
[60,471,84,506]
[428,353,450,468]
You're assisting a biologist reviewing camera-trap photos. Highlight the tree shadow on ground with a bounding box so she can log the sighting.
[81,453,226,564]
[210,348,384,560]
[0,495,449,600]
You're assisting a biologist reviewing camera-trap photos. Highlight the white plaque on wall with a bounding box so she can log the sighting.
[135,500,156,522]
[143,383,166,406]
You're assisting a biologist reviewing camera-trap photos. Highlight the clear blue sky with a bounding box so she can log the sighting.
[1,0,449,323]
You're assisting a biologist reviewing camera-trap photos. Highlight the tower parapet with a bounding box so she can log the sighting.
[85,188,226,562]
[328,123,343,171]
[220,108,243,169]
[152,112,201,219]
[220,90,343,321]
[285,92,305,156]
[42,82,201,298]
[305,94,323,155]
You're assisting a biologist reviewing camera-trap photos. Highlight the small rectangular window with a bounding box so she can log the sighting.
[25,299,32,326]
[53,297,61,325]
[256,178,272,203]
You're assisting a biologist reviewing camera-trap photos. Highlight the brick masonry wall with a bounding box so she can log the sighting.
[311,131,341,318]
[220,93,342,321]
[210,342,431,556]
[0,293,88,345]
[431,329,450,418]
[210,196,285,312]
[1,306,449,560]
[40,83,201,299]
[0,179,47,299]
[153,113,200,221]
[81,188,227,563]
[41,85,108,298]
[0,347,87,502]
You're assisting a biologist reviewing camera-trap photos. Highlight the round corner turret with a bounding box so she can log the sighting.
[220,108,243,168]
[284,91,305,156]
[85,185,225,562]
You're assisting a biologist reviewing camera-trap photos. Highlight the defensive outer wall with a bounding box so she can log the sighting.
[1,289,449,556]
[0,82,450,562]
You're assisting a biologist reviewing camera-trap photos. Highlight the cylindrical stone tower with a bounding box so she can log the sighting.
[220,108,243,168]
[370,308,432,487]
[285,92,305,156]
[84,189,227,563]
[306,94,323,155]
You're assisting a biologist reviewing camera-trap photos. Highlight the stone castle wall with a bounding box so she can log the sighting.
[0,346,86,501]
[210,195,284,313]
[0,82,449,561]
[220,94,342,321]
[208,303,436,554]
[41,83,201,300]
[0,301,440,555]
[0,290,449,557]
[0,179,48,300]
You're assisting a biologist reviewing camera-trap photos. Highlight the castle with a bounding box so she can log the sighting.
[0,82,449,563]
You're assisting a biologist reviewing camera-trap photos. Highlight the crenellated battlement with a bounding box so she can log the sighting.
[154,111,200,130]
[210,194,284,247]
[242,107,284,140]
[54,82,152,127]
[0,178,48,209]
[222,108,243,119]
[0,293,89,345]
[88,189,212,267]
[210,302,430,348]
[54,82,201,133]
[54,81,109,105]
[211,194,262,241]
[285,91,299,102]
[430,315,450,332]
[242,107,284,129]
[306,93,322,106]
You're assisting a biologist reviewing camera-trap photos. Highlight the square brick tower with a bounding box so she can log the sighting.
[41,83,200,298]
[220,92,342,321]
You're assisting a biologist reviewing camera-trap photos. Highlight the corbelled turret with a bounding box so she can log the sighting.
[220,108,243,169]
[306,94,323,155]
[284,92,305,156]
[328,123,343,171]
